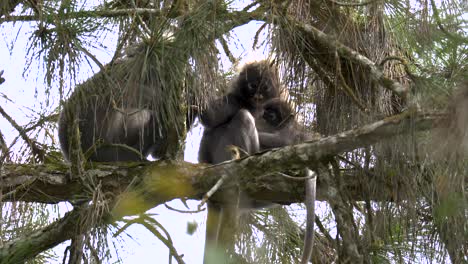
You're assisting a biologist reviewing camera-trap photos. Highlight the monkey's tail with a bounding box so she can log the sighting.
[301,169,317,264]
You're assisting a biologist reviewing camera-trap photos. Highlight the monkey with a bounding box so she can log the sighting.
[256,98,315,149]
[255,98,318,264]
[58,61,192,162]
[199,60,282,130]
[58,104,166,162]
[199,61,283,263]
[198,109,259,164]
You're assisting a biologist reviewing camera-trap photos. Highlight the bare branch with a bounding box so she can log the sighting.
[0,105,46,161]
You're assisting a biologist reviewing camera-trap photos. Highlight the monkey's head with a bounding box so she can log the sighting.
[262,98,294,128]
[233,61,281,108]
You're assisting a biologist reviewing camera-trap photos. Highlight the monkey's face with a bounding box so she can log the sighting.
[263,106,282,127]
[262,99,292,128]
[238,65,280,107]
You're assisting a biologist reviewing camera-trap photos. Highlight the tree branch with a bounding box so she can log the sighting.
[282,16,409,98]
[0,204,91,263]
[1,110,444,206]
[0,110,445,263]
[0,0,23,19]
[0,8,163,23]
[0,105,46,161]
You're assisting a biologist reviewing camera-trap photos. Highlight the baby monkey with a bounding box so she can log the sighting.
[257,98,317,264]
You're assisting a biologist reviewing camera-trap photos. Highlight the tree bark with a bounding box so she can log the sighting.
[0,110,446,263]
[2,110,443,205]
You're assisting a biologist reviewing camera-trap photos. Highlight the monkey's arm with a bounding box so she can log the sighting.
[199,95,241,128]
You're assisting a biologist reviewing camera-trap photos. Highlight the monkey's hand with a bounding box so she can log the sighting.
[226,145,249,160]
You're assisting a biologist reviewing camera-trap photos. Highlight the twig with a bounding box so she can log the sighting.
[290,18,409,98]
[0,8,163,23]
[335,51,368,112]
[0,105,45,161]
[137,217,185,264]
[274,171,316,181]
[165,203,204,214]
[327,0,381,7]
[219,37,236,65]
[0,131,10,162]
[253,22,267,49]
[430,0,467,43]
[0,70,5,85]
[242,1,260,11]
[198,173,228,210]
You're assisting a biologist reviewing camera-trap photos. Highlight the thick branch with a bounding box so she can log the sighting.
[0,111,444,263]
[0,205,90,263]
[1,111,444,206]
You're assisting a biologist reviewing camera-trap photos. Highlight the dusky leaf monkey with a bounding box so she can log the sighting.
[58,57,190,162]
[198,61,283,263]
[256,98,318,264]
[256,97,314,149]
[199,60,283,130]
[199,60,317,263]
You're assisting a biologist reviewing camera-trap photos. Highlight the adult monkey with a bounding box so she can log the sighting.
[199,61,284,263]
[256,98,318,264]
[199,60,283,131]
[58,56,189,162]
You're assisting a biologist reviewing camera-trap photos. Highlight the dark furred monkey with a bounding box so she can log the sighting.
[199,60,282,130]
[199,60,283,164]
[257,98,318,264]
[257,98,314,149]
[198,109,259,164]
[58,61,183,162]
[59,105,166,162]
[199,61,282,263]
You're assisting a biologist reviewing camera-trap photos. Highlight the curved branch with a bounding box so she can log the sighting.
[0,110,446,263]
[1,110,444,206]
[0,204,91,263]
[283,17,409,98]
[0,105,46,161]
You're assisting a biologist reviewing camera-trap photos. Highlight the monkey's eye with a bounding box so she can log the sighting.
[247,83,258,94]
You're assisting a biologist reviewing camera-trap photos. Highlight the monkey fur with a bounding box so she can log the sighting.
[199,61,283,263]
[199,60,283,129]
[256,98,315,149]
[256,98,317,264]
[58,61,188,162]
